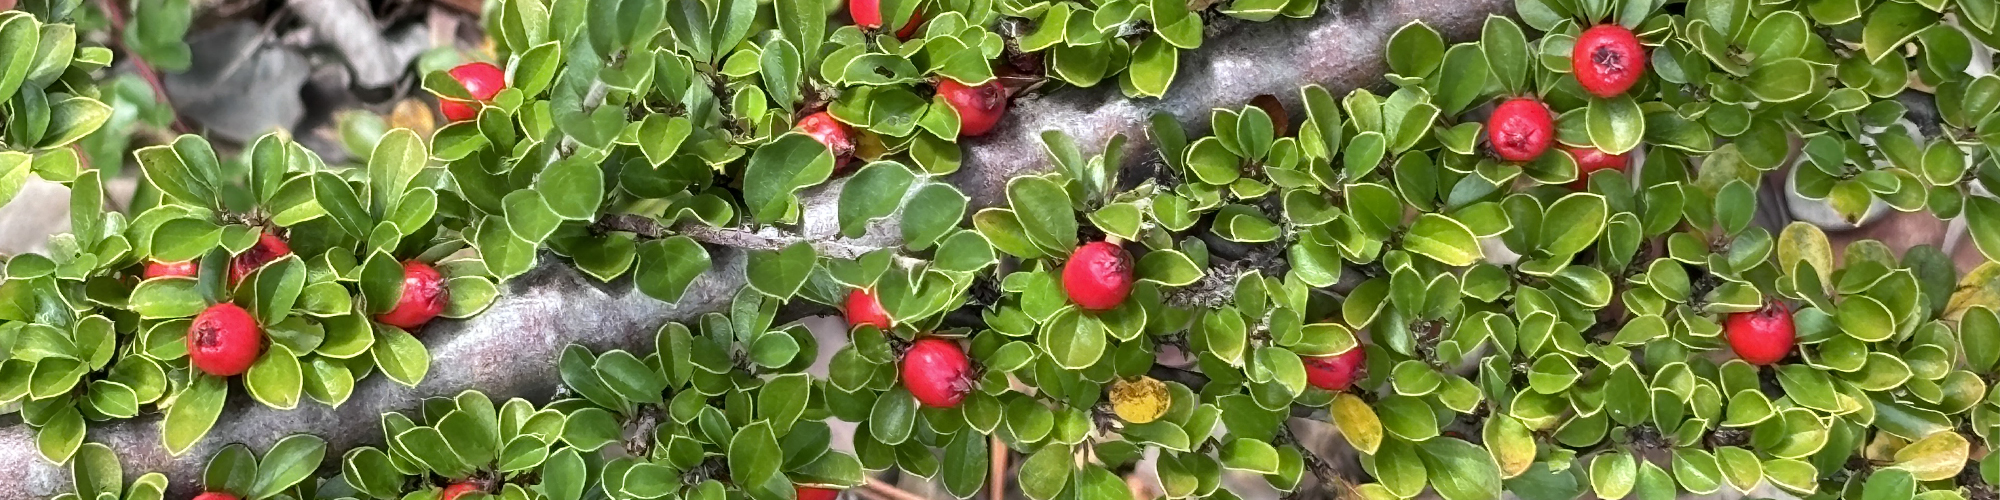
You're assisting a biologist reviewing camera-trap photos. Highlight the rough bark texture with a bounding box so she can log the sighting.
[0,1,1516,496]
[951,0,1512,208]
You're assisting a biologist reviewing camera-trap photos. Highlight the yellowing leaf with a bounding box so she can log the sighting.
[1330,393,1383,454]
[1109,376,1170,424]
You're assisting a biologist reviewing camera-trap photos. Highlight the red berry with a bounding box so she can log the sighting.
[142,260,198,279]
[798,112,857,171]
[849,0,923,38]
[1061,241,1134,312]
[1488,98,1554,162]
[1565,146,1629,190]
[375,261,450,331]
[439,482,483,500]
[1572,24,1646,98]
[439,62,507,122]
[229,233,293,287]
[1305,346,1366,391]
[188,303,263,377]
[796,487,841,500]
[845,288,892,331]
[1725,302,1796,366]
[900,338,973,408]
[936,78,1008,137]
[193,493,240,500]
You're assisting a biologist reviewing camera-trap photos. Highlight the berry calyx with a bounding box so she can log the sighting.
[375,261,450,331]
[796,486,841,500]
[142,260,198,279]
[798,112,857,171]
[845,288,892,331]
[936,78,1008,137]
[1572,24,1646,98]
[900,338,973,408]
[439,482,483,500]
[849,0,923,38]
[1488,98,1554,162]
[193,493,240,500]
[229,233,293,287]
[1725,302,1796,366]
[1305,346,1366,391]
[439,62,507,122]
[1061,241,1134,312]
[1565,146,1629,190]
[188,303,263,377]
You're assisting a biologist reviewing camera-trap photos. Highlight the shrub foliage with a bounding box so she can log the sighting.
[11,0,2000,499]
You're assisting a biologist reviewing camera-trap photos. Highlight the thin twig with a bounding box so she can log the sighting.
[95,0,190,134]
[591,214,925,267]
[854,481,930,500]
[989,436,1007,500]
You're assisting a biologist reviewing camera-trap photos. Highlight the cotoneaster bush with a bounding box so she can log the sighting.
[12,0,2000,499]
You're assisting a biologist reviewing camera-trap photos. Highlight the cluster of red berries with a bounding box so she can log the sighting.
[152,233,450,377]
[1487,24,1645,189]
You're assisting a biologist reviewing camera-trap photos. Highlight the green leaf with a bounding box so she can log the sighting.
[244,345,303,410]
[249,434,326,500]
[1404,213,1482,266]
[635,236,711,302]
[1387,21,1445,77]
[1018,444,1072,500]
[365,128,427,214]
[1746,58,1817,102]
[1586,95,1644,155]
[838,162,917,238]
[728,421,782,488]
[1420,437,1504,500]
[129,278,209,318]
[538,157,605,220]
[371,325,430,387]
[163,373,228,455]
[744,133,836,223]
[1482,15,1529,94]
[1863,2,1939,63]
[38,96,113,149]
[1541,192,1609,257]
[746,242,817,300]
[1007,175,1080,254]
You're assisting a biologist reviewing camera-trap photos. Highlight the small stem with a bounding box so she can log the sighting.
[856,481,930,500]
[988,436,1008,500]
[96,0,190,134]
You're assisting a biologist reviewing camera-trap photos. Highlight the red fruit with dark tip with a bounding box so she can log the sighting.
[1488,98,1554,162]
[1725,302,1796,366]
[376,261,450,330]
[1572,24,1647,98]
[936,78,1008,137]
[901,338,973,408]
[1305,346,1366,391]
[188,303,263,377]
[796,487,841,500]
[229,233,293,286]
[439,482,483,500]
[1061,241,1134,312]
[142,260,198,279]
[849,0,922,38]
[798,112,857,171]
[439,62,507,122]
[193,493,240,500]
[1565,146,1629,190]
[845,288,892,331]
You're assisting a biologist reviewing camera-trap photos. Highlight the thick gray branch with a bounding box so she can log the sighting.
[952,0,1514,209]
